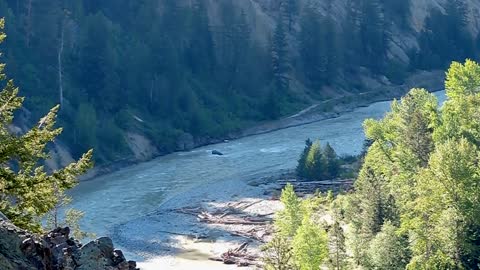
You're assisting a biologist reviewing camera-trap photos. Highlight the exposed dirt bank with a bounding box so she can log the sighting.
[82,70,444,180]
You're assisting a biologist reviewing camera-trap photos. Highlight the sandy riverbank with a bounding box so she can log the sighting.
[112,170,290,269]
[111,169,352,269]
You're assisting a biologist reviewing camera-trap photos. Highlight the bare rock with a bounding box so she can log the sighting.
[212,150,224,156]
[0,219,138,270]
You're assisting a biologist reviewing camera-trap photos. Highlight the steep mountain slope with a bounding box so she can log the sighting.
[0,0,478,168]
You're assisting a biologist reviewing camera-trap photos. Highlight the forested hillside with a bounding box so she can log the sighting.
[0,0,479,164]
[264,60,480,269]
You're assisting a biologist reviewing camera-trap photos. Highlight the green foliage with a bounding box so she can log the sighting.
[296,139,312,177]
[412,1,474,70]
[270,15,290,118]
[0,19,93,231]
[300,4,339,88]
[265,185,330,270]
[342,60,480,269]
[305,141,324,179]
[323,143,340,179]
[367,222,410,270]
[445,59,480,99]
[0,0,477,165]
[262,235,295,270]
[64,209,95,240]
[328,220,347,270]
[404,138,480,269]
[45,187,93,240]
[74,102,97,152]
[276,183,304,237]
[297,140,341,181]
[292,214,329,270]
[352,149,398,236]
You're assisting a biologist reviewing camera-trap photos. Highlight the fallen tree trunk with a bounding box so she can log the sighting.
[209,243,260,267]
[197,212,269,225]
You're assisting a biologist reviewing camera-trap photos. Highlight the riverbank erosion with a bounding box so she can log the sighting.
[0,215,138,270]
[82,70,444,180]
[112,170,352,269]
[69,89,447,267]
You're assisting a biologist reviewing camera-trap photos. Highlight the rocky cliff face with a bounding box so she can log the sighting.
[30,0,480,176]
[229,0,480,64]
[0,215,137,270]
[116,0,479,166]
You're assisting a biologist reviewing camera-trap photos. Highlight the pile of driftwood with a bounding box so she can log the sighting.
[173,200,274,243]
[198,211,268,225]
[209,242,259,267]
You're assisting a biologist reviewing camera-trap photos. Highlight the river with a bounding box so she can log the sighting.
[69,91,446,245]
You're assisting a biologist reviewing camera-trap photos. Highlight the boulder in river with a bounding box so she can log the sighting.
[212,150,224,156]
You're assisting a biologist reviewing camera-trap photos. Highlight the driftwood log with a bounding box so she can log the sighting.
[209,242,259,267]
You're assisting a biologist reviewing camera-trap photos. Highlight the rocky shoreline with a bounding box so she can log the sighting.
[0,215,138,270]
[83,70,444,181]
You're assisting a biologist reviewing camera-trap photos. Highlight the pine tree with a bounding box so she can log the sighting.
[296,138,313,178]
[367,222,409,270]
[383,0,411,28]
[292,213,329,270]
[353,165,397,236]
[276,183,304,237]
[328,221,347,270]
[299,5,326,89]
[271,17,290,99]
[358,0,388,72]
[305,141,325,180]
[262,236,295,270]
[414,0,473,69]
[0,19,93,232]
[186,0,215,78]
[323,143,339,179]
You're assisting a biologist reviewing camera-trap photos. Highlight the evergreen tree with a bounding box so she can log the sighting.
[0,19,93,231]
[383,0,411,29]
[323,143,339,179]
[414,0,473,69]
[186,0,215,78]
[328,221,347,270]
[357,0,388,72]
[271,17,290,101]
[299,5,325,89]
[353,165,397,236]
[342,0,362,68]
[367,222,410,270]
[262,236,295,270]
[292,213,329,270]
[296,138,312,177]
[276,183,304,237]
[349,60,480,268]
[297,140,340,180]
[305,141,325,180]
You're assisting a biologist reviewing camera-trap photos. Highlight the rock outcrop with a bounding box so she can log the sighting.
[212,150,224,156]
[0,218,138,270]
